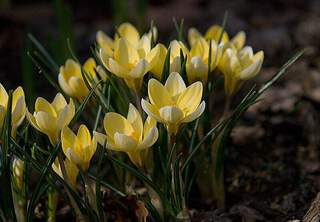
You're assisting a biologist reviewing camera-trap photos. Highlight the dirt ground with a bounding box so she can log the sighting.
[1,0,320,221]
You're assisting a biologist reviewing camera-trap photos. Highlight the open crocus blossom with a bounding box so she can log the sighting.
[52,158,79,188]
[141,72,206,135]
[100,37,160,91]
[58,58,105,101]
[96,22,158,54]
[94,104,158,167]
[61,125,97,171]
[219,46,264,96]
[27,93,75,145]
[0,84,26,137]
[186,37,223,84]
[188,25,246,51]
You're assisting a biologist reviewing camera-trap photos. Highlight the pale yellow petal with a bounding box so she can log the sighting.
[12,97,26,128]
[188,28,202,47]
[177,82,203,114]
[137,35,151,58]
[77,124,92,148]
[56,99,75,130]
[83,58,97,77]
[114,38,139,66]
[58,74,73,96]
[143,116,157,138]
[103,112,134,138]
[26,111,41,131]
[182,101,205,123]
[186,57,208,84]
[148,43,167,80]
[231,31,246,50]
[164,72,186,100]
[159,106,184,124]
[93,131,107,147]
[52,93,67,113]
[116,22,140,46]
[128,59,149,78]
[141,99,162,122]
[0,83,8,107]
[205,25,229,43]
[148,79,173,108]
[61,126,77,156]
[139,126,158,150]
[107,58,129,78]
[35,97,56,117]
[127,104,143,141]
[113,132,138,152]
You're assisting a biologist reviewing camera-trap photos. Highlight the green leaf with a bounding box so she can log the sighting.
[28,33,59,72]
[161,47,171,83]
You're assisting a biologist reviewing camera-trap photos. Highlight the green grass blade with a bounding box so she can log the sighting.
[27,33,59,72]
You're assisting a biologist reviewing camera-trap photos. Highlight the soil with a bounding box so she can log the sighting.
[1,0,320,221]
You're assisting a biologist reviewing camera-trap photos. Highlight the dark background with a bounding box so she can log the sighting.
[1,0,320,220]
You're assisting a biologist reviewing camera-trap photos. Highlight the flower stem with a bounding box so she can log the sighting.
[47,184,57,222]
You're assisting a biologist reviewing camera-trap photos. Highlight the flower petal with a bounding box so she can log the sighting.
[107,58,128,78]
[128,59,149,79]
[0,83,8,107]
[52,93,67,113]
[56,99,75,130]
[165,72,186,100]
[139,126,158,150]
[177,82,203,114]
[61,126,77,156]
[35,97,56,117]
[159,106,184,124]
[141,99,162,122]
[182,101,206,123]
[127,104,143,141]
[103,112,134,138]
[114,38,139,66]
[114,132,138,152]
[77,124,92,148]
[148,79,173,108]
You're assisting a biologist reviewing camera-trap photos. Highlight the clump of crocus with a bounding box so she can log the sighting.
[0,84,26,137]
[95,104,158,167]
[58,58,106,101]
[141,72,205,135]
[27,93,75,145]
[61,124,97,171]
[219,46,264,96]
[186,37,223,84]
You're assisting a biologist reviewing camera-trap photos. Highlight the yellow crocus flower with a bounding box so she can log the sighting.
[186,37,223,84]
[94,104,158,167]
[97,22,158,54]
[61,124,97,171]
[27,93,75,145]
[58,58,105,101]
[148,43,167,80]
[188,25,246,51]
[147,40,188,80]
[141,72,206,135]
[52,158,79,188]
[219,46,264,96]
[100,37,160,91]
[0,84,26,137]
[169,40,189,74]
